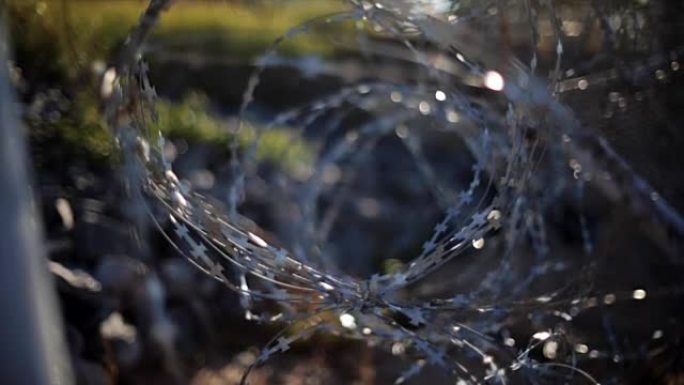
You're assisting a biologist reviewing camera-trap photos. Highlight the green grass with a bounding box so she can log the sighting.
[152,1,346,57]
[154,93,314,176]
[28,89,315,177]
[10,0,336,170]
[10,0,347,82]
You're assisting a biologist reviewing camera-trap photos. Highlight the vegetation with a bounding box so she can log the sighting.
[9,0,336,169]
[154,93,314,176]
[10,0,346,81]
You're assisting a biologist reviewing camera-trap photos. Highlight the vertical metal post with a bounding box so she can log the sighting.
[0,16,74,385]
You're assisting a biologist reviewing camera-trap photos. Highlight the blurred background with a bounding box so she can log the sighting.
[3,1,684,384]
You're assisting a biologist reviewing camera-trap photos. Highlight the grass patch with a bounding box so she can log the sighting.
[155,93,314,177]
[9,0,347,82]
[10,0,332,170]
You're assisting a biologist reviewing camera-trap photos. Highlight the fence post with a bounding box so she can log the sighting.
[0,16,74,385]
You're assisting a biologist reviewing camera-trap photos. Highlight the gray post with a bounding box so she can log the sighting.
[0,16,74,385]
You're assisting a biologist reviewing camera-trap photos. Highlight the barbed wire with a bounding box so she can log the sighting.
[105,1,684,384]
